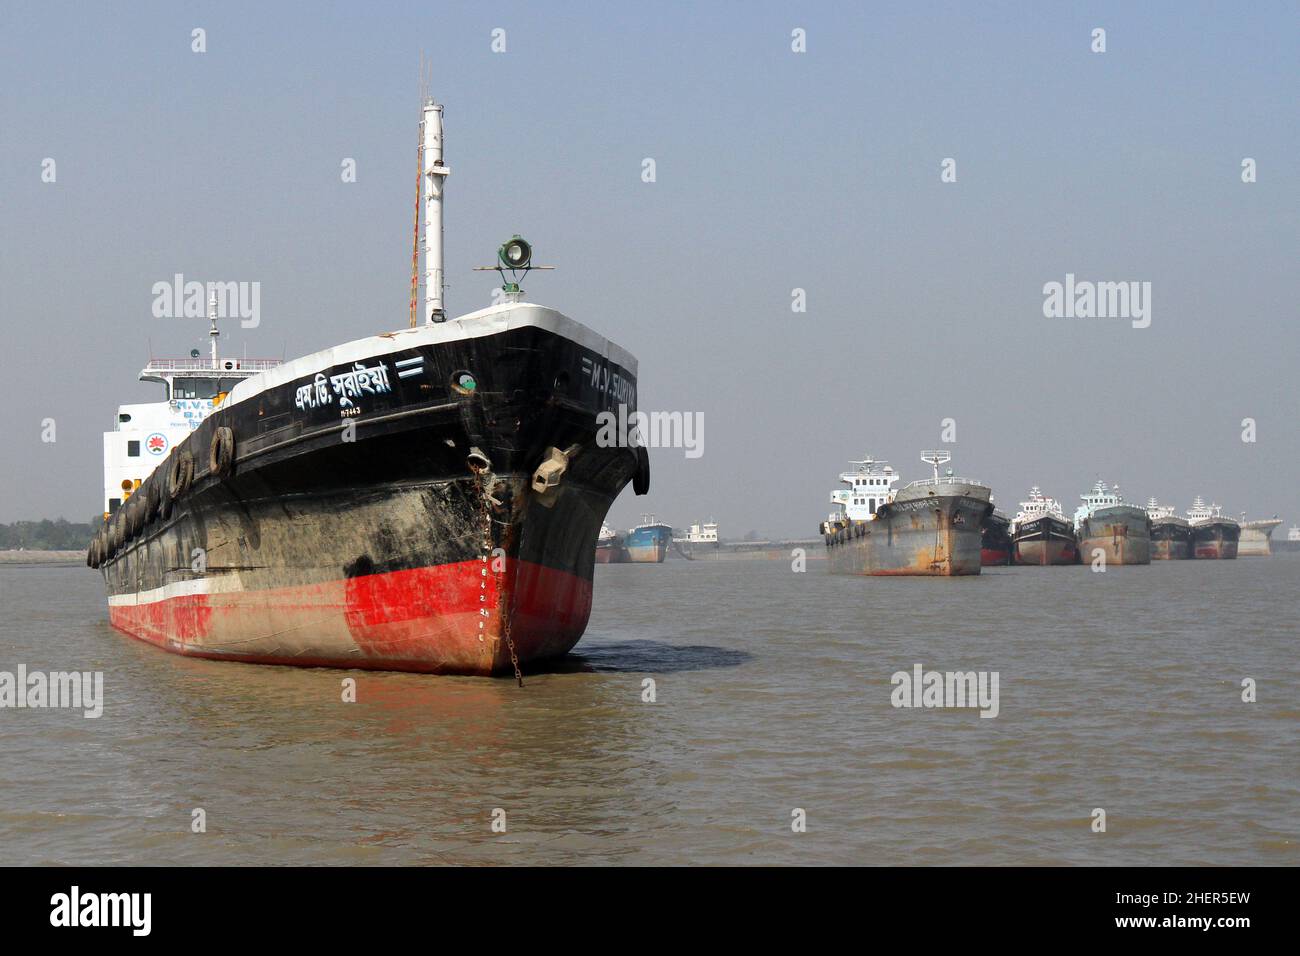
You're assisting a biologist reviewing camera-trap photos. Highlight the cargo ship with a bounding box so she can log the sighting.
[624,515,672,563]
[1146,498,1192,560]
[1278,525,1300,554]
[823,451,992,576]
[683,520,719,547]
[980,510,1013,566]
[1188,497,1239,559]
[594,522,630,564]
[1010,487,1078,565]
[87,96,649,677]
[1238,516,1282,556]
[1073,480,1151,565]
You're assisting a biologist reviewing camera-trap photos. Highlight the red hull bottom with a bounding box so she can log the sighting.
[1194,544,1238,559]
[107,559,592,676]
[980,547,1011,567]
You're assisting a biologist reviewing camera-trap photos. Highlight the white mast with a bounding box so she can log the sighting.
[422,97,450,323]
[208,292,220,368]
[921,449,951,483]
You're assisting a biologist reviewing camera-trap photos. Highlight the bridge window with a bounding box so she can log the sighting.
[172,376,244,399]
[127,440,140,457]
[173,378,218,399]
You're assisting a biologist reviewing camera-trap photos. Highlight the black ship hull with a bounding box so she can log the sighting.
[92,308,643,675]
[1012,515,1079,565]
[980,512,1013,566]
[1151,519,1193,560]
[1192,520,1239,559]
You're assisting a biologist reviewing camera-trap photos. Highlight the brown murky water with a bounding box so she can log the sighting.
[1,557,1296,865]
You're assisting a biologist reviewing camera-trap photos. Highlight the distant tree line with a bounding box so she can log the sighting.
[0,518,99,551]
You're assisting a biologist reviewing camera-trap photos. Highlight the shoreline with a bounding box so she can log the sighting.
[0,550,86,565]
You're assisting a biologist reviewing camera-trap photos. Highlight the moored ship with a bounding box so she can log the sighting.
[87,96,649,677]
[624,515,672,563]
[1010,487,1078,565]
[1074,480,1151,565]
[1238,516,1282,556]
[980,510,1013,566]
[1146,498,1192,560]
[823,451,992,576]
[1279,525,1300,553]
[1188,497,1239,559]
[683,520,719,547]
[594,522,629,564]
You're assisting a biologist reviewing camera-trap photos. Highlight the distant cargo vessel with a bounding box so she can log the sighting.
[624,515,672,563]
[1011,487,1078,565]
[1074,480,1151,565]
[595,522,629,564]
[1238,516,1281,556]
[823,451,992,576]
[1188,497,1239,559]
[1146,498,1192,560]
[683,520,719,546]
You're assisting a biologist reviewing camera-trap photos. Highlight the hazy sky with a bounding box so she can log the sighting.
[1,2,1296,537]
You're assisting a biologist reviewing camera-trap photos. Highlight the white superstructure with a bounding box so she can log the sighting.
[830,455,899,521]
[1186,496,1226,523]
[102,297,279,519]
[1145,497,1177,520]
[1012,486,1068,533]
[1074,479,1127,527]
[685,520,719,544]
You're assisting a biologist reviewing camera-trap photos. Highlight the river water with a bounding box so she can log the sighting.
[1,557,1296,865]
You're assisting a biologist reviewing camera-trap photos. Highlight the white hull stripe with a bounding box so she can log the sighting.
[107,576,237,607]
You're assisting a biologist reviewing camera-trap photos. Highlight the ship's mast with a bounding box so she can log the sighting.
[208,292,220,368]
[921,449,951,483]
[422,97,450,323]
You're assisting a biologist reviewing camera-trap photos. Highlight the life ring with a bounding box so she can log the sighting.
[209,426,235,479]
[169,451,194,500]
[633,445,650,496]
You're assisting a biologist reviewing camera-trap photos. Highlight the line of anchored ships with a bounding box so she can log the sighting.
[820,451,1264,576]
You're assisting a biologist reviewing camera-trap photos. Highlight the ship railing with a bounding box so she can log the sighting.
[143,358,283,372]
[907,476,982,488]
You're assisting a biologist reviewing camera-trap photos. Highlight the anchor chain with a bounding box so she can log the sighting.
[472,464,523,686]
